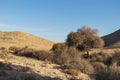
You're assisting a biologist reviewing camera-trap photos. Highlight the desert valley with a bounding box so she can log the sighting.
[0,0,119,80]
[0,27,120,80]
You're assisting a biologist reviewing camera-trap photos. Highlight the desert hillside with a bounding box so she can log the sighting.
[102,29,120,48]
[0,31,54,50]
[0,28,120,80]
[0,49,91,80]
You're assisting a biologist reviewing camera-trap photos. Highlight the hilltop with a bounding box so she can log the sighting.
[0,31,54,50]
[102,29,120,48]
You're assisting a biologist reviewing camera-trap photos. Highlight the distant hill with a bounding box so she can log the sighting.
[102,29,120,48]
[0,31,54,50]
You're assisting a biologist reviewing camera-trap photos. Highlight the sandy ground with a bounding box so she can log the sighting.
[0,51,91,80]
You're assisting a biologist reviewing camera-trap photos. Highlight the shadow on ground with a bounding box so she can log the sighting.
[0,62,61,80]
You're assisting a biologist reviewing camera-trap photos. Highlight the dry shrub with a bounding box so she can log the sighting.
[52,47,94,74]
[0,47,6,50]
[89,52,112,66]
[95,64,120,80]
[13,47,54,62]
[33,50,54,61]
[65,68,79,76]
[52,47,79,65]
[92,62,106,72]
[0,52,8,59]
[53,52,70,65]
[112,51,120,66]
[0,50,11,61]
[68,58,94,74]
[61,58,94,75]
[88,36,104,48]
[51,43,67,53]
[16,48,36,56]
[67,47,79,58]
[9,46,21,52]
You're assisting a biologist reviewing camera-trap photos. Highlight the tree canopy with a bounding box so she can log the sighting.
[66,26,104,51]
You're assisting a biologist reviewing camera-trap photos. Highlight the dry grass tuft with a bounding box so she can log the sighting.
[65,68,79,76]
[95,64,120,80]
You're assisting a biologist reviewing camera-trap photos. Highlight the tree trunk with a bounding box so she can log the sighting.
[86,50,90,57]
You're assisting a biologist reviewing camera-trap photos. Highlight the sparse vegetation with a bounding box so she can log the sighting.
[12,47,54,62]
[0,47,6,50]
[95,65,120,80]
[51,43,67,53]
[52,47,79,65]
[65,68,79,76]
[53,51,70,65]
[112,51,120,66]
[89,52,112,63]
[9,46,21,52]
[0,26,120,80]
[92,62,106,72]
[68,58,95,74]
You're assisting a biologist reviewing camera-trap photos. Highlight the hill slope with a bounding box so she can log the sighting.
[0,31,54,50]
[0,50,91,80]
[102,29,120,48]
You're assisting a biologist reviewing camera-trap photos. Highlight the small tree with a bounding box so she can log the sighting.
[66,26,104,54]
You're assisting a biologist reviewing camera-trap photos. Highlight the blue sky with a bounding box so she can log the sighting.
[0,0,120,42]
